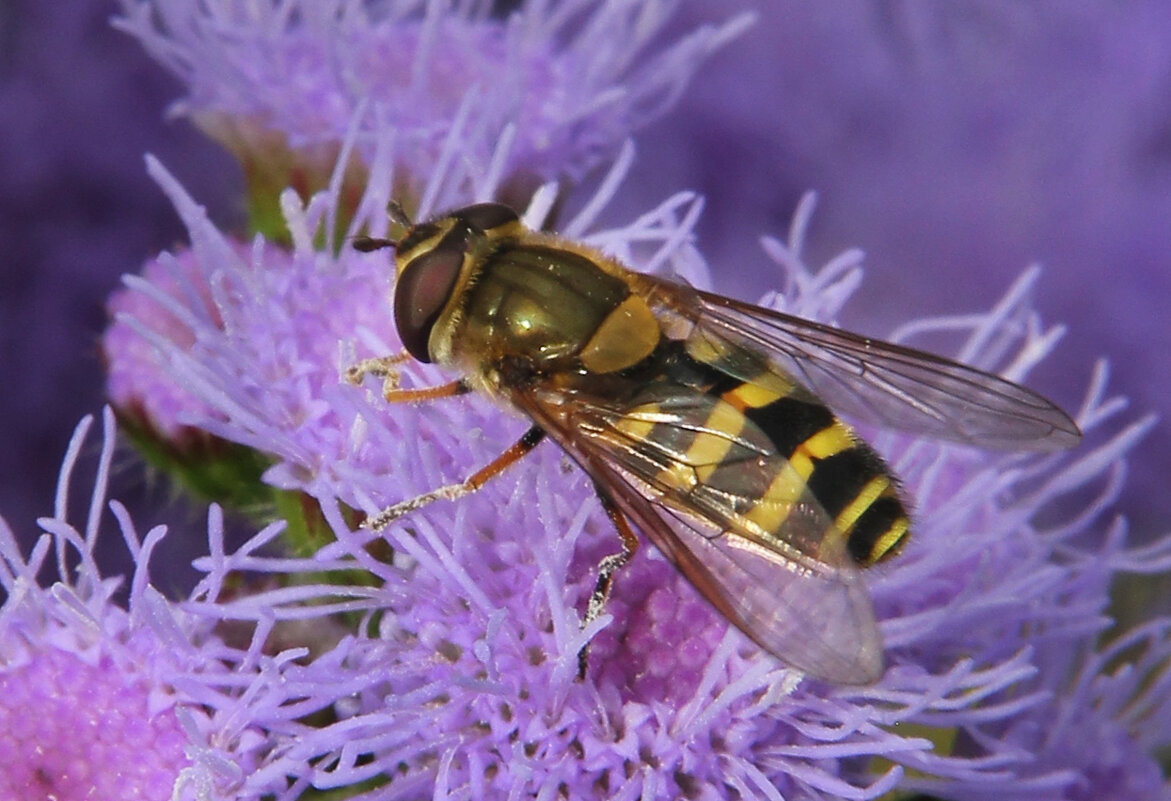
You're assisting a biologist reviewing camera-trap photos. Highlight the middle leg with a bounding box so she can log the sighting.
[578,482,641,679]
[364,426,547,531]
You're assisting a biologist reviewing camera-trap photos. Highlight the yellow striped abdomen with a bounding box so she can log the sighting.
[611,339,910,566]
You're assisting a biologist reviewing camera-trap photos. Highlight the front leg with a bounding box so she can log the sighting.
[347,351,471,403]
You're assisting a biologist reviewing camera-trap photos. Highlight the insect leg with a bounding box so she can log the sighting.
[347,353,471,403]
[579,484,641,679]
[346,351,412,384]
[364,426,546,531]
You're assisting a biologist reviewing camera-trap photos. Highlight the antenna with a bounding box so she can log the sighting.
[353,200,416,252]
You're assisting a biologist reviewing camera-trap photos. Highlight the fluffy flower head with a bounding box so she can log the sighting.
[97,143,1171,798]
[117,0,751,212]
[0,411,195,800]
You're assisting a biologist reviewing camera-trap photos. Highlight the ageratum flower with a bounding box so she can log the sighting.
[0,410,220,800]
[115,0,751,226]
[99,144,1171,797]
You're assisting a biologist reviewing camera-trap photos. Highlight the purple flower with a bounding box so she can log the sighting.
[21,0,1165,797]
[105,247,225,441]
[115,0,751,212]
[97,145,1171,797]
[1,411,198,800]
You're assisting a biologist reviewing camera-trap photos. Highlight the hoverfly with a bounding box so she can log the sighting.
[349,202,1081,685]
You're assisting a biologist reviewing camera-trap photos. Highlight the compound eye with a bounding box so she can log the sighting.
[393,245,464,362]
[458,203,519,232]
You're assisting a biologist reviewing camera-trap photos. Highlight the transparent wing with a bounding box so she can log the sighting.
[513,386,884,685]
[638,274,1081,451]
[594,457,883,685]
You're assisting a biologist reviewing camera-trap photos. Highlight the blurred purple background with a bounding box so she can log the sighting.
[0,2,241,578]
[2,0,1168,578]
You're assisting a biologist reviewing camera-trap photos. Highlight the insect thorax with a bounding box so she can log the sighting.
[439,242,661,382]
